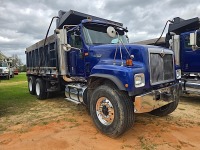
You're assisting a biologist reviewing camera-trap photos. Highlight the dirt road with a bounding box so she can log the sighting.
[0,94,200,150]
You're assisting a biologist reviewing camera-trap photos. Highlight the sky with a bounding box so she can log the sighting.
[0,0,200,64]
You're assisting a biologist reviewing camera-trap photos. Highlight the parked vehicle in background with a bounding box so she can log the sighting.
[135,17,200,94]
[14,68,19,75]
[26,10,180,137]
[0,60,14,79]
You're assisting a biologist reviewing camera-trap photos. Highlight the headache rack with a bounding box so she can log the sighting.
[56,10,123,29]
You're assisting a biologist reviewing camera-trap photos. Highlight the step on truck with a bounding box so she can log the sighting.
[26,10,180,137]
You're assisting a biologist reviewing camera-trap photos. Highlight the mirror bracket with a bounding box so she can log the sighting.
[63,44,81,52]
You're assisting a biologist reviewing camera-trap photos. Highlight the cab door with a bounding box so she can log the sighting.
[180,32,200,73]
[67,30,85,76]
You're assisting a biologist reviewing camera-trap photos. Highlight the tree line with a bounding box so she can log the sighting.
[12,54,26,72]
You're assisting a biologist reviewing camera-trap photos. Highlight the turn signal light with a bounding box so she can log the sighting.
[125,84,129,88]
[84,52,89,56]
[126,59,133,66]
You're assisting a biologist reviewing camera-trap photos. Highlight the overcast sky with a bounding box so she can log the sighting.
[0,0,200,64]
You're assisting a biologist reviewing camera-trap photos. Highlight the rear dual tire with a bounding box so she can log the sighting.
[35,78,47,100]
[28,76,47,100]
[28,76,36,95]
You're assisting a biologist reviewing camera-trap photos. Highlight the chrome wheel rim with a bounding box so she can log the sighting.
[36,82,40,96]
[96,97,114,125]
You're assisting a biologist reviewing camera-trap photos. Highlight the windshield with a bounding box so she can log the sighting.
[0,62,7,67]
[83,24,128,45]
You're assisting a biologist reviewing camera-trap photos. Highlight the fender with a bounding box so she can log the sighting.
[89,73,126,91]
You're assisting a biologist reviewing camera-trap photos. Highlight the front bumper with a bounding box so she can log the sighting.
[134,84,180,113]
[0,73,8,77]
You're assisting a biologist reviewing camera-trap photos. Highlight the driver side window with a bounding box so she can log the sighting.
[184,35,192,48]
[197,32,200,47]
[69,31,82,49]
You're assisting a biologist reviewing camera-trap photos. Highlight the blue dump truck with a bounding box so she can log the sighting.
[26,10,180,137]
[136,17,200,94]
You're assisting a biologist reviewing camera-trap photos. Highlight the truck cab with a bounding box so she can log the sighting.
[0,61,14,80]
[135,17,200,94]
[26,10,180,137]
[164,17,200,93]
[180,31,200,72]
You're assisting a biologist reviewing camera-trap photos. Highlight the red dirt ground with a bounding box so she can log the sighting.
[0,94,200,150]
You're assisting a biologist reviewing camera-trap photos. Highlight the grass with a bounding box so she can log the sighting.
[138,136,156,150]
[0,72,36,116]
[0,73,84,134]
[0,72,27,83]
[121,144,134,149]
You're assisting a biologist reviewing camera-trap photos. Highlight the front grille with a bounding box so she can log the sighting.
[149,51,174,85]
[0,69,2,73]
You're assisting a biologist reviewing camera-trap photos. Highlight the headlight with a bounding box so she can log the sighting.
[176,69,181,79]
[134,73,145,88]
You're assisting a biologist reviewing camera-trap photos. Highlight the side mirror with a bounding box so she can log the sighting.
[190,33,195,45]
[190,31,200,50]
[107,26,116,38]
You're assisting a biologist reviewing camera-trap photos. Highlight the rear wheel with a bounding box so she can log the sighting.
[35,78,47,100]
[28,76,36,95]
[90,84,134,138]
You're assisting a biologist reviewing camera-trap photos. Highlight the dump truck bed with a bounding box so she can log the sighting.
[26,35,57,69]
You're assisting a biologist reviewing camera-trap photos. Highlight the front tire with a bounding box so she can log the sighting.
[90,84,134,138]
[35,78,47,100]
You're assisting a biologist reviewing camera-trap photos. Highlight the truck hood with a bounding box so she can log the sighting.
[0,67,9,73]
[88,43,154,68]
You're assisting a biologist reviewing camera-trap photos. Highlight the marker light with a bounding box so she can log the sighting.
[126,59,133,66]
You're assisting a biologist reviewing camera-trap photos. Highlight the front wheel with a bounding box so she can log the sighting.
[90,84,135,138]
[35,78,47,100]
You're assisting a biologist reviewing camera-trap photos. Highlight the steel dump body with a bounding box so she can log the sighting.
[26,35,57,74]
